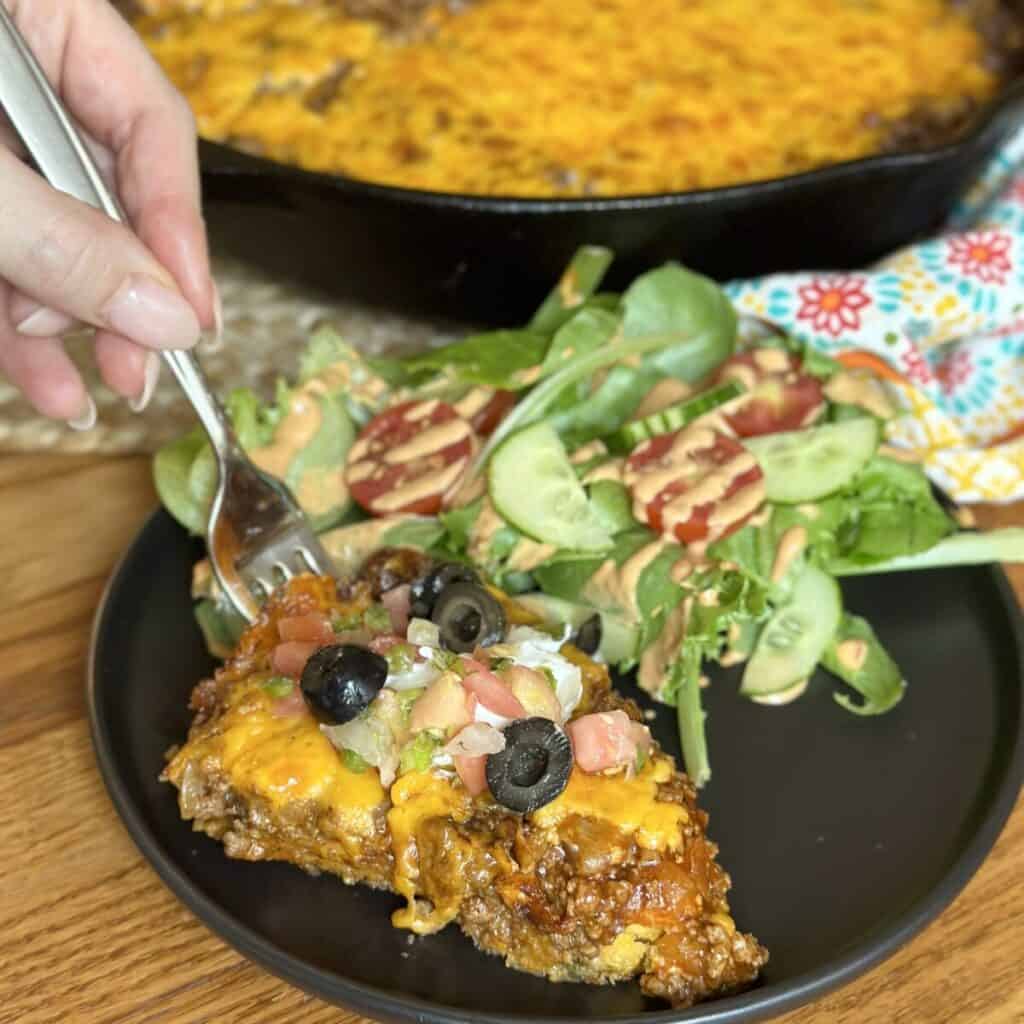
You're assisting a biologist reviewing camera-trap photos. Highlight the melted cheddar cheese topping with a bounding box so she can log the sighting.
[532,757,688,851]
[204,680,386,834]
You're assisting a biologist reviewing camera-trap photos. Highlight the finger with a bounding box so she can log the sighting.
[0,322,93,425]
[0,148,201,350]
[93,331,160,411]
[9,0,216,328]
[8,291,76,337]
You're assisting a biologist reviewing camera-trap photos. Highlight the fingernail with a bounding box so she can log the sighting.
[201,281,224,351]
[15,306,75,337]
[66,394,97,432]
[101,275,201,350]
[129,351,161,413]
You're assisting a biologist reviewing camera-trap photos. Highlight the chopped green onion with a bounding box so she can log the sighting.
[396,688,426,718]
[363,605,392,633]
[385,643,415,675]
[262,677,295,698]
[399,733,441,775]
[332,609,363,633]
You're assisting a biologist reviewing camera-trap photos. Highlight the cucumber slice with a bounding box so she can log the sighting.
[587,480,636,535]
[611,380,743,451]
[514,592,639,665]
[744,417,879,503]
[740,565,841,697]
[490,422,612,551]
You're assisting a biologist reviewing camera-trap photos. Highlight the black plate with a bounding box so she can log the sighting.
[199,83,1024,323]
[89,509,1024,1023]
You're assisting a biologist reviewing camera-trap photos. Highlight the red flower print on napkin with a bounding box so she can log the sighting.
[947,230,1012,285]
[796,276,872,336]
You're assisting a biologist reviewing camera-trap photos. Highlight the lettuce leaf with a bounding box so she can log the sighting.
[711,456,956,581]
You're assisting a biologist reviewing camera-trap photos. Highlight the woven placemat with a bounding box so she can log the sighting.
[0,248,458,454]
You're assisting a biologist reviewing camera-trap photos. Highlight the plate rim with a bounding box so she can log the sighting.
[87,508,1024,1024]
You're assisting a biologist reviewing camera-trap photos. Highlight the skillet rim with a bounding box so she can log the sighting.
[198,77,1024,214]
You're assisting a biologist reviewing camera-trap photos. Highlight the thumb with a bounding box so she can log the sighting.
[0,150,200,350]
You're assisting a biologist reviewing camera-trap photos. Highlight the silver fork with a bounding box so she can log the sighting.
[0,8,334,623]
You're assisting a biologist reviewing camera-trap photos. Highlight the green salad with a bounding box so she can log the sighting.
[155,246,1024,786]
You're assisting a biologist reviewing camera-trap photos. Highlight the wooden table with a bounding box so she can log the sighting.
[1,452,1022,1024]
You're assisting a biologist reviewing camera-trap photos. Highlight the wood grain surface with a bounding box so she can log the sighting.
[1,453,1021,1024]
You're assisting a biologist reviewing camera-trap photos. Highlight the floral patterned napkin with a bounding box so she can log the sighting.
[727,125,1024,504]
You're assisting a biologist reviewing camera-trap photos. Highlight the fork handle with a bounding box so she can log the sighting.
[0,6,237,454]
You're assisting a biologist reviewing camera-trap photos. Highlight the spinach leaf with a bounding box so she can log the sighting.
[284,392,356,532]
[380,518,446,551]
[540,307,620,375]
[549,364,659,448]
[822,614,906,715]
[401,329,551,388]
[533,527,654,605]
[438,500,482,554]
[529,246,614,333]
[621,263,737,382]
[153,427,208,535]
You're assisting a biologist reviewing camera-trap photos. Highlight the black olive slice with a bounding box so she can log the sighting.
[300,644,388,723]
[409,562,480,620]
[485,717,572,813]
[572,613,602,655]
[431,581,506,652]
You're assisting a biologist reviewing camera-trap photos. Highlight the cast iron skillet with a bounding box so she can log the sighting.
[89,508,1024,1023]
[199,79,1024,324]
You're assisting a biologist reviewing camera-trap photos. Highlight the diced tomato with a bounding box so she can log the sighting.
[567,710,642,774]
[345,399,477,516]
[625,428,764,545]
[454,753,490,796]
[462,668,527,720]
[409,674,474,735]
[277,613,333,645]
[500,665,562,721]
[271,640,320,678]
[381,583,412,635]
[716,350,824,437]
[469,390,517,437]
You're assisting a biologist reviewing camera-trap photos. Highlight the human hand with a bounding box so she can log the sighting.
[0,0,217,428]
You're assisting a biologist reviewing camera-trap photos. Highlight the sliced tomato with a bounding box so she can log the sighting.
[345,399,477,516]
[567,710,640,773]
[462,668,527,720]
[277,613,333,645]
[469,390,517,436]
[625,429,763,544]
[716,350,824,437]
[271,640,320,678]
[453,753,490,796]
